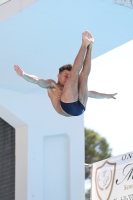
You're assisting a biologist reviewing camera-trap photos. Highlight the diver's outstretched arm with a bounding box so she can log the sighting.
[14,65,55,89]
[88,91,117,99]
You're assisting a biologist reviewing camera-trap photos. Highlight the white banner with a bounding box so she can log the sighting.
[91,151,133,200]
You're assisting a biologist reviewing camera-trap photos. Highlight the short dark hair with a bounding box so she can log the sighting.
[59,64,72,74]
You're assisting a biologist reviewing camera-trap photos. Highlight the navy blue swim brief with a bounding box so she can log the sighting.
[60,100,85,116]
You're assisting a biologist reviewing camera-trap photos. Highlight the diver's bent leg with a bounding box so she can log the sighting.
[61,44,87,103]
[61,31,92,103]
[78,44,92,107]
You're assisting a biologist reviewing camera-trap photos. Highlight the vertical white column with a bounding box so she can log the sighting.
[43,134,70,200]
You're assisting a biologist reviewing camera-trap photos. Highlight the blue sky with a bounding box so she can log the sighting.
[0,0,133,156]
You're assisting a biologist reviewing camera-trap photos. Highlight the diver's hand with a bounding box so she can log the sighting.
[14,65,24,77]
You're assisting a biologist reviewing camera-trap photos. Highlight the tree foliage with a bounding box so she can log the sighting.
[85,189,90,200]
[85,128,112,179]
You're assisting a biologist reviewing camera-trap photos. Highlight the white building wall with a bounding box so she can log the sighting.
[0,88,84,200]
[85,40,133,155]
[0,0,37,22]
[0,104,28,200]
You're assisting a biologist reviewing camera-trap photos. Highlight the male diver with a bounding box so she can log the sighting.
[14,30,117,117]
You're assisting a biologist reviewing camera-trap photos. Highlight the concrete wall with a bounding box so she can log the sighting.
[0,0,37,22]
[85,40,133,155]
[0,104,28,200]
[0,87,84,200]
